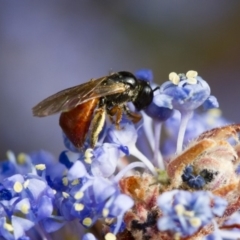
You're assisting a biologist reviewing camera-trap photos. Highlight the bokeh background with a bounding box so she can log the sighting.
[1,1,240,159]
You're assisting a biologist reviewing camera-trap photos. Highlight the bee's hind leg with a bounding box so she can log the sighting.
[89,100,106,147]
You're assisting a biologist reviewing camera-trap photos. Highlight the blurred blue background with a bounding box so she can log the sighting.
[1,1,240,158]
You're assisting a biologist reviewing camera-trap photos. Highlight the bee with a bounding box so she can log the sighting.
[32,71,155,148]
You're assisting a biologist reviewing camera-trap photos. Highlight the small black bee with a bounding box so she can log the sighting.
[32,71,155,148]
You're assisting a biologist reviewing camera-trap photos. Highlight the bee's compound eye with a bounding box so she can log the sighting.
[134,84,153,111]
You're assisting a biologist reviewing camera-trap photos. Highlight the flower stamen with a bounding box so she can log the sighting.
[13,181,23,193]
[83,217,92,227]
[105,233,116,240]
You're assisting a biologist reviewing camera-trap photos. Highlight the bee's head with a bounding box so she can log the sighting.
[133,80,154,111]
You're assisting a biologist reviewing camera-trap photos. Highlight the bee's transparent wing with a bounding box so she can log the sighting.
[32,77,126,117]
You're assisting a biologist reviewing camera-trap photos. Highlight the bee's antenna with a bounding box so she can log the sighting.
[153,86,160,92]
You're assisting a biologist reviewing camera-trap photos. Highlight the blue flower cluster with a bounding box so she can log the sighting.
[157,190,227,238]
[0,150,134,240]
[1,69,240,240]
[0,152,56,240]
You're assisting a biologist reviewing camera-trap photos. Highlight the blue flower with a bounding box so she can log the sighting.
[0,188,34,240]
[164,111,207,143]
[74,175,133,235]
[0,160,17,181]
[106,120,157,174]
[0,170,60,237]
[91,143,122,177]
[67,160,88,180]
[30,150,66,178]
[145,93,173,121]
[182,165,206,189]
[0,216,34,240]
[57,159,133,237]
[106,120,138,154]
[162,109,228,157]
[136,69,173,122]
[161,71,211,113]
[202,95,219,110]
[105,193,133,234]
[2,68,239,240]
[30,150,56,166]
[52,161,88,221]
[157,190,227,238]
[211,195,228,217]
[0,152,33,181]
[135,69,153,83]
[59,150,88,174]
[159,71,217,153]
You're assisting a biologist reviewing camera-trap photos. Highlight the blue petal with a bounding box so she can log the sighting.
[145,93,173,121]
[163,86,190,103]
[224,212,240,226]
[109,194,134,216]
[18,236,30,240]
[37,196,53,220]
[188,175,206,189]
[0,188,12,201]
[58,197,75,221]
[83,233,97,240]
[204,232,222,240]
[46,162,66,180]
[59,151,74,169]
[15,198,30,213]
[30,150,56,166]
[42,217,66,233]
[5,174,24,184]
[153,94,172,108]
[67,161,87,180]
[26,178,47,200]
[106,121,138,147]
[135,69,153,82]
[119,145,129,155]
[62,132,80,152]
[92,144,120,177]
[92,177,116,203]
[202,95,219,110]
[0,161,17,179]
[0,218,15,240]
[161,76,211,112]
[12,216,34,240]
[157,190,178,213]
[157,216,175,231]
[212,196,227,217]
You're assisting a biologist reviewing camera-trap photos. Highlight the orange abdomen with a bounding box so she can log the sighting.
[59,99,99,148]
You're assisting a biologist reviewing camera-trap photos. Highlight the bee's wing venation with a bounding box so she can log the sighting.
[32,77,108,116]
[32,77,126,117]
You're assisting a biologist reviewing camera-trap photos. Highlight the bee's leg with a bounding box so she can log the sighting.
[89,100,106,147]
[124,105,142,123]
[108,106,122,130]
[108,106,118,117]
[109,116,115,124]
[115,107,123,130]
[108,106,117,124]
